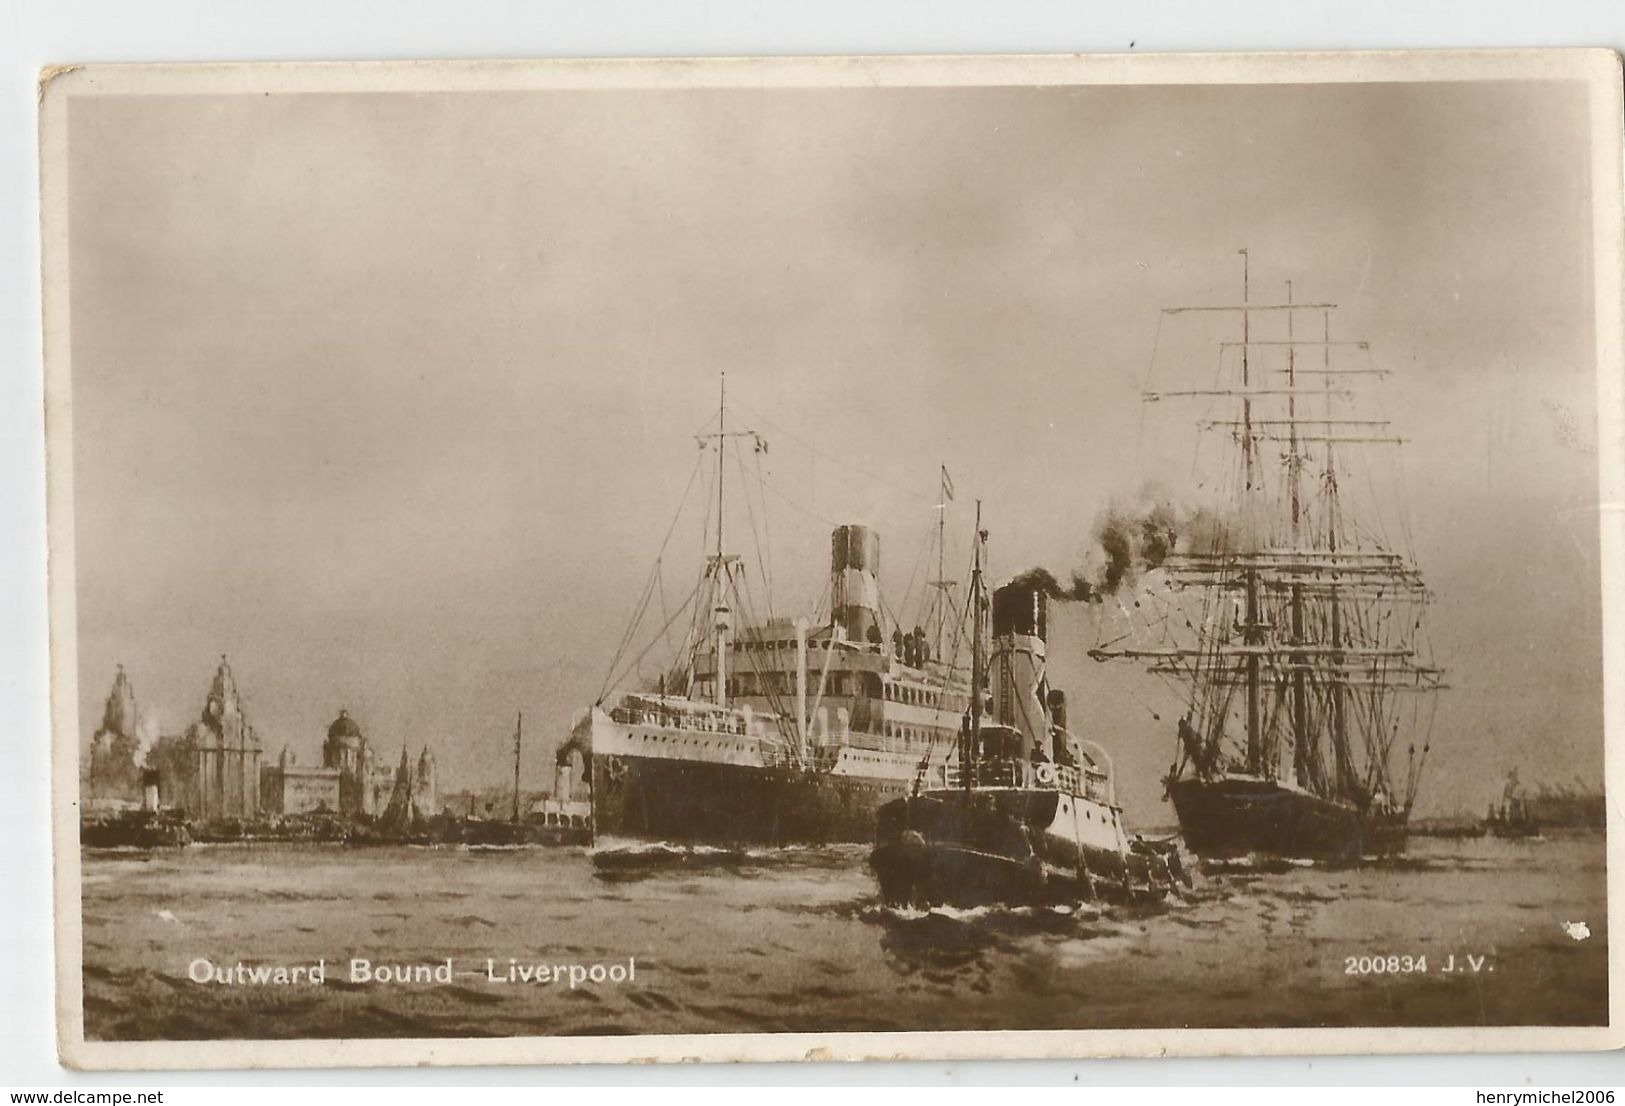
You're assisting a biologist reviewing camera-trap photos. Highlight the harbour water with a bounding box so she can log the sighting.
[80,833,1607,1040]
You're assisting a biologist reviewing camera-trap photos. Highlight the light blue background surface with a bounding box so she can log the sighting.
[3,0,1621,1087]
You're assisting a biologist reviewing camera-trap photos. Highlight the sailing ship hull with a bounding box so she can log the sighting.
[590,751,907,846]
[869,788,1182,908]
[1169,776,1407,860]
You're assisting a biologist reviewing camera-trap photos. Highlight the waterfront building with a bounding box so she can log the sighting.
[85,665,143,809]
[148,657,262,821]
[259,709,438,821]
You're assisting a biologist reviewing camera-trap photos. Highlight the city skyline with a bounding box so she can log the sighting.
[65,78,1604,818]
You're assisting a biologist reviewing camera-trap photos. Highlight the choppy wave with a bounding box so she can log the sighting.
[79,833,1609,1039]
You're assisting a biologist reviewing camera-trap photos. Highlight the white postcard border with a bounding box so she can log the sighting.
[40,47,1625,1070]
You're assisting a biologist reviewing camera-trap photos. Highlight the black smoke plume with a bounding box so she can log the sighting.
[1011,489,1238,603]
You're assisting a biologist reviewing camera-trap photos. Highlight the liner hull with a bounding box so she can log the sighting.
[591,751,903,845]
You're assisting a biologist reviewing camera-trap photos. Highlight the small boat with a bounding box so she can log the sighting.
[870,504,1186,909]
[82,768,192,847]
[80,810,191,849]
[454,713,591,847]
[454,818,591,848]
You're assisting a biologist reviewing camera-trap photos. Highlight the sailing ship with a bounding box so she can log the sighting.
[1090,253,1445,859]
[558,381,975,846]
[870,504,1184,908]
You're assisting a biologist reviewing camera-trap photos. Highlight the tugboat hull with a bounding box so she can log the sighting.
[80,813,191,849]
[1169,776,1408,860]
[870,790,1181,908]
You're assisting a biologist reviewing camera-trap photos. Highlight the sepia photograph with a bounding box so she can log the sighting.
[40,51,1623,1069]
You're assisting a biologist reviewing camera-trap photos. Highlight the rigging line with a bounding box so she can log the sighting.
[941,557,982,769]
[597,573,658,703]
[752,446,776,628]
[802,628,844,745]
[1008,653,1050,750]
[1410,693,1439,806]
[808,577,833,634]
[692,405,725,440]
[1389,372,1421,562]
[878,538,920,642]
[1120,666,1175,724]
[894,520,936,639]
[655,561,680,672]
[757,475,838,529]
[596,451,707,698]
[1133,308,1167,475]
[596,567,659,704]
[679,543,713,675]
[730,445,774,626]
[1348,342,1405,557]
[603,578,705,700]
[936,549,974,680]
[697,447,716,562]
[728,397,934,503]
[877,592,907,652]
[731,572,793,723]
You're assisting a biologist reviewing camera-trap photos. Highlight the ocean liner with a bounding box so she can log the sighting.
[1090,253,1446,859]
[870,504,1184,908]
[558,382,975,845]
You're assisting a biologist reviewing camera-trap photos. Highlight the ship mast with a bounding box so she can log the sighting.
[1287,281,1310,787]
[965,499,985,791]
[1323,308,1351,799]
[1239,249,1263,777]
[929,465,957,663]
[714,376,730,707]
[512,711,522,823]
[716,375,726,568]
[694,374,759,709]
[1092,259,1445,805]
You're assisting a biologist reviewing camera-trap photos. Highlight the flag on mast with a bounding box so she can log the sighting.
[940,465,954,504]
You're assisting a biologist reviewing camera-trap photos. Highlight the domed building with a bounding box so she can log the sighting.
[322,708,378,815]
[323,709,365,766]
[259,707,439,822]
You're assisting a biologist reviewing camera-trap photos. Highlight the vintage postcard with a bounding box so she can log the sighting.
[41,51,1624,1069]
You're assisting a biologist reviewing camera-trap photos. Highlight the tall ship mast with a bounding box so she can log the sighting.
[557,378,975,845]
[1091,254,1445,859]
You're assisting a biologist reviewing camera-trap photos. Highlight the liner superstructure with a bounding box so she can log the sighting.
[560,386,974,846]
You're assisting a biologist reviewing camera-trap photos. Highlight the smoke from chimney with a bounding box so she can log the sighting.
[136,708,162,757]
[1012,486,1241,603]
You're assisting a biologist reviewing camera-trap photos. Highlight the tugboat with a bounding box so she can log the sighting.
[870,504,1185,908]
[80,770,191,849]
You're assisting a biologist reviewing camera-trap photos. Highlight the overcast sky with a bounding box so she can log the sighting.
[66,78,1602,818]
